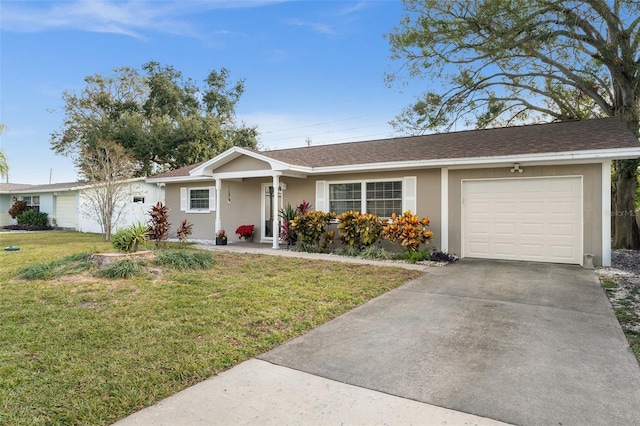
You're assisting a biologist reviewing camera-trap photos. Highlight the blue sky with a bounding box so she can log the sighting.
[0,0,422,184]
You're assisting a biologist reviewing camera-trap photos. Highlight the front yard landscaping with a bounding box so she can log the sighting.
[0,232,421,425]
[598,249,640,364]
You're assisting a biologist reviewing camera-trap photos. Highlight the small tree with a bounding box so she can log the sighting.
[78,140,137,241]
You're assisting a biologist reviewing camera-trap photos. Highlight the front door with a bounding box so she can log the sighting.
[261,183,282,241]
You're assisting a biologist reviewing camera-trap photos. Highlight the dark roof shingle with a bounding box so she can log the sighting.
[261,117,639,167]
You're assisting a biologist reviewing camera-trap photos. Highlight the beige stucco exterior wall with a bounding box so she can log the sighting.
[216,156,271,173]
[165,169,443,247]
[447,163,603,265]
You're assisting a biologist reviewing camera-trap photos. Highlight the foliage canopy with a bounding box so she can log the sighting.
[387,0,640,248]
[50,62,258,177]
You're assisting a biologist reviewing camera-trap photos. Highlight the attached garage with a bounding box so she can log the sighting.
[54,193,78,229]
[462,177,583,265]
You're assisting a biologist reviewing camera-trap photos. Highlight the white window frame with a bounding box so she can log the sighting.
[324,177,412,218]
[180,187,216,213]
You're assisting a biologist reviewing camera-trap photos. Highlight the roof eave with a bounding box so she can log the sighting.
[309,147,640,174]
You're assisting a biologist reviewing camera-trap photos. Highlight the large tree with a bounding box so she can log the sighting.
[51,62,258,177]
[0,124,8,181]
[387,0,640,248]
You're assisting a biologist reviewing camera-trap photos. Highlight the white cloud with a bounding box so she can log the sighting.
[0,0,283,39]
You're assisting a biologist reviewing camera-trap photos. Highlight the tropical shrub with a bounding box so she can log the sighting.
[17,210,49,227]
[279,203,297,245]
[111,222,149,253]
[148,201,170,247]
[177,219,193,242]
[290,210,336,250]
[280,201,313,246]
[337,211,383,250]
[8,200,29,219]
[382,211,434,252]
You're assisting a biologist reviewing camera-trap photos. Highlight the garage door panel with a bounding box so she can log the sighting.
[463,177,582,265]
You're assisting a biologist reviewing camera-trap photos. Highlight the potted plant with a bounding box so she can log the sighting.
[215,229,227,245]
[235,224,255,242]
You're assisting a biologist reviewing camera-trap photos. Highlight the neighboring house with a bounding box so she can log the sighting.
[147,118,640,267]
[0,178,165,233]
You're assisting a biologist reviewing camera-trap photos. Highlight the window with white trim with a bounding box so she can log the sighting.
[328,180,403,217]
[329,183,361,214]
[180,187,216,212]
[366,181,402,217]
[189,189,209,210]
[22,196,41,212]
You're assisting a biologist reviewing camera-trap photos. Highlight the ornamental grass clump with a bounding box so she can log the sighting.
[154,250,215,270]
[382,210,434,252]
[94,258,146,279]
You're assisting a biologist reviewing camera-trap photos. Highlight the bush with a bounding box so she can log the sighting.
[430,250,458,263]
[148,202,170,247]
[95,259,146,279]
[337,211,383,250]
[16,210,49,227]
[111,222,149,253]
[382,211,434,252]
[290,211,336,250]
[177,219,193,242]
[154,250,215,270]
[8,200,29,219]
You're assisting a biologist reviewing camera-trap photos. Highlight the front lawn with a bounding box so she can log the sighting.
[0,232,421,425]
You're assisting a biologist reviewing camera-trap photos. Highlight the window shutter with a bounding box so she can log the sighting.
[402,176,417,214]
[209,186,216,211]
[315,181,327,212]
[180,188,187,211]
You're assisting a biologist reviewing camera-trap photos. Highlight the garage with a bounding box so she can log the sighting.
[54,193,78,229]
[462,176,583,265]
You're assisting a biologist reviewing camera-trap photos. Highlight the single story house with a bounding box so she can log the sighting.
[147,117,640,267]
[0,178,165,233]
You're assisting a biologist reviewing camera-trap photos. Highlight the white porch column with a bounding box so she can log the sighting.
[272,174,280,249]
[215,178,222,239]
[602,160,612,267]
[440,168,449,252]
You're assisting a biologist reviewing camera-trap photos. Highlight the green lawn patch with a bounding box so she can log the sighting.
[0,232,421,425]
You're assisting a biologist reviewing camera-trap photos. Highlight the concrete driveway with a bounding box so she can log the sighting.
[261,259,640,425]
[115,258,640,425]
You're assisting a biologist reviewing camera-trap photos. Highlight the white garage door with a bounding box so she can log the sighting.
[55,194,78,229]
[462,177,582,264]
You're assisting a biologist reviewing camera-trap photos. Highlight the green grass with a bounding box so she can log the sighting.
[0,231,421,425]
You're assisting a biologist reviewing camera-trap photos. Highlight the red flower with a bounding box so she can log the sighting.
[235,224,255,239]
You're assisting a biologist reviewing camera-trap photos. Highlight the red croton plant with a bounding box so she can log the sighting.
[235,224,255,240]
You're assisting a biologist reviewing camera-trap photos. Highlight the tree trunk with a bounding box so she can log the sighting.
[612,159,640,249]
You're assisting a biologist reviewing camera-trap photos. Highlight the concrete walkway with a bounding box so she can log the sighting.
[114,254,640,426]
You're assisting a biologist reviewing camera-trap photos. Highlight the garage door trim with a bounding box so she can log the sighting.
[461,175,583,265]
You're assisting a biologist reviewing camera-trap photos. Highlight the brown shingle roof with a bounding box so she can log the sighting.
[260,117,639,167]
[148,118,639,179]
